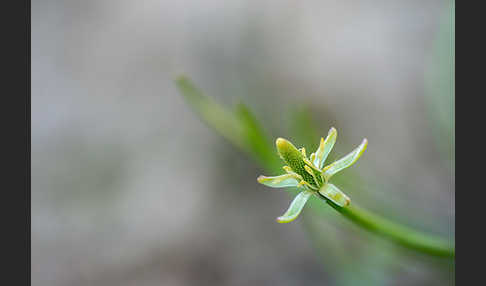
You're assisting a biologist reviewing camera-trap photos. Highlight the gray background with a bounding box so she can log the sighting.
[32,1,454,285]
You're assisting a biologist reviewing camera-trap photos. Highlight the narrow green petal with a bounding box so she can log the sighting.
[314,127,337,169]
[322,138,368,181]
[257,174,300,188]
[276,191,313,223]
[318,183,350,207]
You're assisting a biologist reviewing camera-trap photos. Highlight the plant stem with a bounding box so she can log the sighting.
[319,194,454,258]
[175,76,455,259]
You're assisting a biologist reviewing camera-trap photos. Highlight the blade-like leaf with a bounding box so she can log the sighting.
[314,127,337,169]
[277,190,313,223]
[322,138,368,181]
[318,183,350,207]
[176,76,281,172]
[235,103,281,171]
[175,76,247,151]
[257,174,300,188]
[289,105,320,151]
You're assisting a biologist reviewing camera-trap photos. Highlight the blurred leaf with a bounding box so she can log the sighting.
[176,75,279,171]
[424,4,454,164]
[288,105,320,150]
[235,102,281,171]
[176,76,246,150]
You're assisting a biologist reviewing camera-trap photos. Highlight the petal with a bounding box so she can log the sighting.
[257,174,300,188]
[313,127,337,169]
[322,138,368,181]
[276,190,313,223]
[318,183,350,207]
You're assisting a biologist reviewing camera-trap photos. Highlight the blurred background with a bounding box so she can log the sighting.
[32,0,454,285]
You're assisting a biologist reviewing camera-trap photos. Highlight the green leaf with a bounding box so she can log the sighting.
[288,105,320,151]
[277,190,313,223]
[318,183,350,207]
[235,103,281,171]
[314,127,337,169]
[175,76,248,151]
[257,174,301,188]
[322,138,368,181]
[176,76,281,172]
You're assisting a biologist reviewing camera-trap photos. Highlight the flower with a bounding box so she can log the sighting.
[257,127,367,223]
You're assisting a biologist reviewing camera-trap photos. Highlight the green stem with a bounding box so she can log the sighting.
[175,76,454,259]
[320,195,454,258]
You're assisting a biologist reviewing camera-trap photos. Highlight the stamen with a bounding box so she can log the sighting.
[283,166,292,173]
[300,147,306,158]
[310,153,316,164]
[304,165,319,187]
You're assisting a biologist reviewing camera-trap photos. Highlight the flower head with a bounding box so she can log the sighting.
[257,127,367,223]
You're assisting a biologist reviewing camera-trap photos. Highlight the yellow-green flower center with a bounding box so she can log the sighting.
[276,138,323,188]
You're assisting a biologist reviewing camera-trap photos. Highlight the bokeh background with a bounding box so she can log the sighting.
[32,0,454,285]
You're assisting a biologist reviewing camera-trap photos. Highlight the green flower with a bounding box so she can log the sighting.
[257,127,367,223]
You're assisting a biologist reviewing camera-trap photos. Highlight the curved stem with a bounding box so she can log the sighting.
[319,194,454,258]
[175,76,454,258]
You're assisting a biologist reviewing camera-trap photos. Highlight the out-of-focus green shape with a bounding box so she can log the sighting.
[424,2,454,164]
[277,190,313,223]
[175,75,454,258]
[175,76,246,149]
[288,105,320,151]
[176,75,280,172]
[334,203,453,258]
[235,103,281,171]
